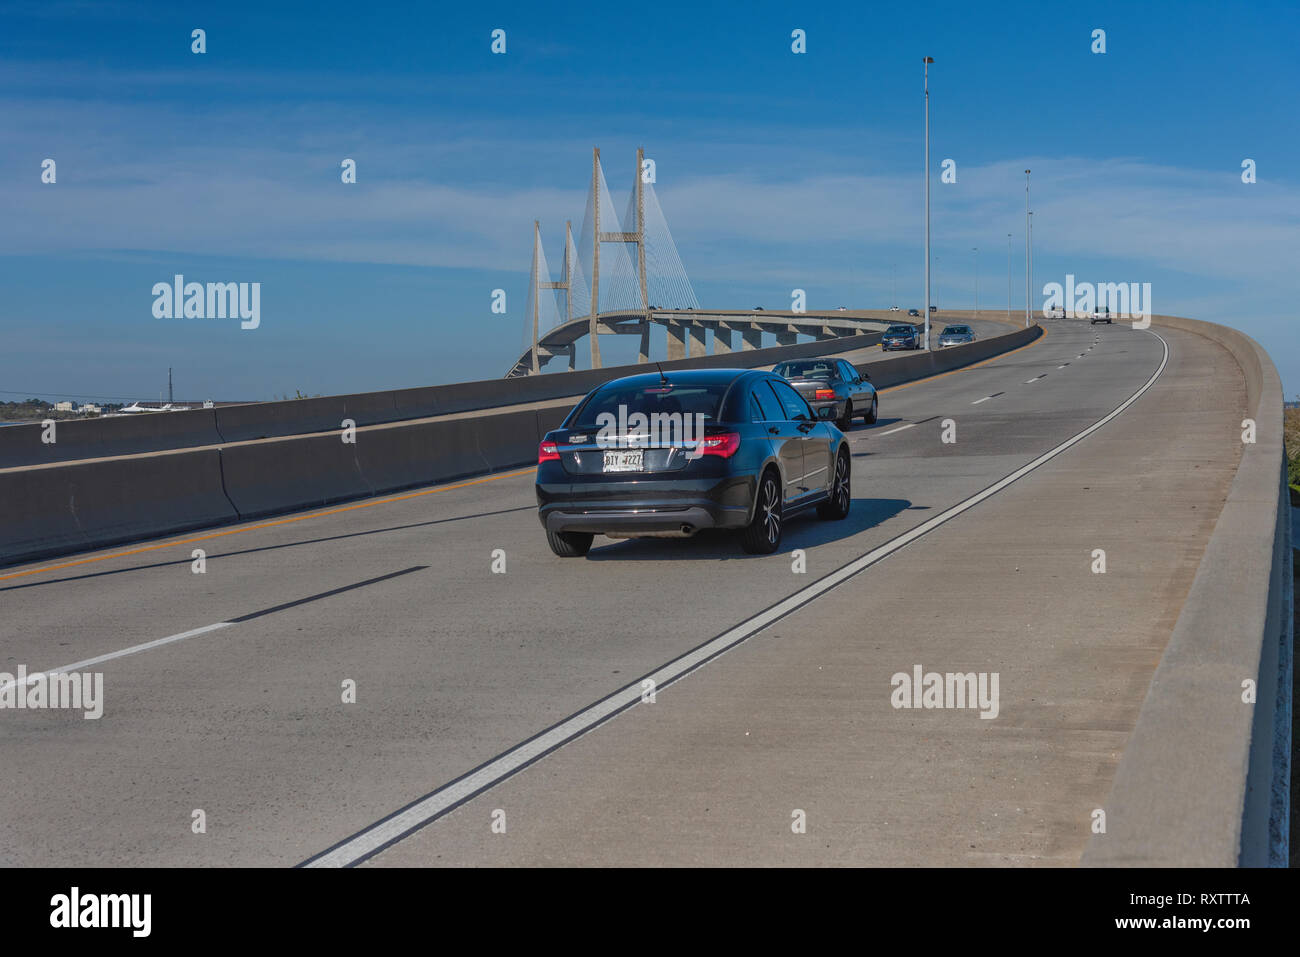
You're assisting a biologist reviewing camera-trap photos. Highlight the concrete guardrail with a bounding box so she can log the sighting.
[1082,315,1292,867]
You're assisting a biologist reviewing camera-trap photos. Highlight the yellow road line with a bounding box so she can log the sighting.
[0,467,538,583]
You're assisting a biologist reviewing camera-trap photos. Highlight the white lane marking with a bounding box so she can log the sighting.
[875,423,916,437]
[1026,375,1045,383]
[0,622,234,694]
[971,396,993,405]
[1058,365,1068,369]
[303,331,1171,869]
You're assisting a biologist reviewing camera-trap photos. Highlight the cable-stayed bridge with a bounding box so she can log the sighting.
[505,148,888,377]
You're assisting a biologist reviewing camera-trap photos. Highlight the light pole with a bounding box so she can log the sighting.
[891,262,897,308]
[1006,232,1012,320]
[924,56,934,350]
[973,246,979,317]
[1028,210,1034,324]
[1024,169,1031,326]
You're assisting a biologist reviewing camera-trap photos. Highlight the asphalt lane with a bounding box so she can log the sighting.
[0,320,1240,865]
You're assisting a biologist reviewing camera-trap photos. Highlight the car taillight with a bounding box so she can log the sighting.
[538,440,560,463]
[694,432,741,458]
[814,389,835,400]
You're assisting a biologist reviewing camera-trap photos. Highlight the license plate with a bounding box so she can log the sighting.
[602,449,644,472]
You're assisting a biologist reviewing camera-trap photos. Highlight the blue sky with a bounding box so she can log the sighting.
[2,0,1297,401]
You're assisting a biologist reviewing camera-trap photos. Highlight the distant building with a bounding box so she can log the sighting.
[79,404,100,414]
[53,401,74,412]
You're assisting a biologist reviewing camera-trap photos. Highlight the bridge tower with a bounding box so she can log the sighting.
[529,220,574,373]
[588,146,651,368]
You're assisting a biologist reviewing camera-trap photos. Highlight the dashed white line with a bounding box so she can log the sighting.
[0,622,234,694]
[971,396,993,405]
[875,423,916,437]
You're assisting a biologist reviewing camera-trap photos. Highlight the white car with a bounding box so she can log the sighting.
[1045,305,1066,319]
[889,305,901,312]
[1090,306,1112,325]
[836,306,848,311]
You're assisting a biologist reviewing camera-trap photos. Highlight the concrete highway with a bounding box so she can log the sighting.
[0,319,1245,866]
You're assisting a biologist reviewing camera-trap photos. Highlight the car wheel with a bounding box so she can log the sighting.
[817,450,851,520]
[546,529,593,557]
[837,400,853,431]
[864,395,878,424]
[741,470,782,554]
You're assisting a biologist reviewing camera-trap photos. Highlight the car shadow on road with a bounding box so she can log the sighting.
[583,497,921,561]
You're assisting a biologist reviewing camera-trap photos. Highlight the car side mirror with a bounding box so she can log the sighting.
[817,406,835,420]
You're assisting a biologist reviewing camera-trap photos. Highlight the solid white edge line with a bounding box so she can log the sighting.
[304,331,1171,869]
[0,622,235,694]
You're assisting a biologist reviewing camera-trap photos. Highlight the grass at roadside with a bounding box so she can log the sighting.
[1287,406,1300,505]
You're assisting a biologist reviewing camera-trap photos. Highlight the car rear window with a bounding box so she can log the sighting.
[569,382,729,429]
[774,360,835,380]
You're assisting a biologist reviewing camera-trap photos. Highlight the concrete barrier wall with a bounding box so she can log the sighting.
[0,329,891,469]
[0,322,1031,568]
[219,408,548,519]
[853,323,1041,388]
[1082,315,1292,867]
[0,407,224,470]
[0,450,239,566]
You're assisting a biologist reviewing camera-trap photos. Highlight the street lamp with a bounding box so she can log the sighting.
[924,56,934,350]
[1006,233,1012,320]
[973,246,979,317]
[1024,169,1032,326]
[1028,211,1034,323]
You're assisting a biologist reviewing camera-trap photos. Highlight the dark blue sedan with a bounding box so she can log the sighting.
[881,323,921,351]
[537,369,852,556]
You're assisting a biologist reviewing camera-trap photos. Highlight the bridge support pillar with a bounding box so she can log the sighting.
[638,319,650,363]
[666,321,687,360]
[712,325,732,353]
[688,321,708,357]
[741,326,763,350]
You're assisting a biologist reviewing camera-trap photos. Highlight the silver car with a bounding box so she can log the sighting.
[772,357,878,430]
[937,324,975,348]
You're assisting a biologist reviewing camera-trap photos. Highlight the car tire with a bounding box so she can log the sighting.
[741,470,782,554]
[837,400,853,431]
[864,395,878,424]
[817,450,851,521]
[546,529,593,557]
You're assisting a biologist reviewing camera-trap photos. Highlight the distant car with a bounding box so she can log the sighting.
[836,306,848,311]
[937,324,975,348]
[929,305,938,313]
[1046,305,1066,319]
[773,357,878,430]
[536,369,852,556]
[1090,306,1112,325]
[907,308,921,317]
[889,305,901,312]
[754,306,765,311]
[881,323,921,351]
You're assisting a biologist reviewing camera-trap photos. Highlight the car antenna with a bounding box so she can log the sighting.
[656,362,670,386]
